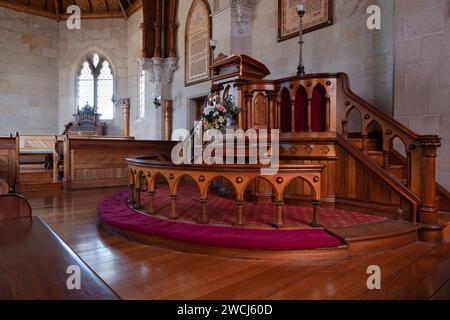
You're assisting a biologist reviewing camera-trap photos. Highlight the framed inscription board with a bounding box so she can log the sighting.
[278,0,333,42]
[185,0,212,86]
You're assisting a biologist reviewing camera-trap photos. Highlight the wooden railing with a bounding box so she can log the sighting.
[336,73,442,224]
[336,134,421,222]
[127,156,325,227]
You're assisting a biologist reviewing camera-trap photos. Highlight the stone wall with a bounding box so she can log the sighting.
[127,9,146,139]
[252,0,395,114]
[394,0,450,189]
[58,18,128,135]
[0,7,59,135]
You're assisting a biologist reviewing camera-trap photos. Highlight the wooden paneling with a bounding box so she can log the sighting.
[335,143,415,221]
[64,137,176,190]
[0,193,31,221]
[0,136,19,191]
[0,217,119,300]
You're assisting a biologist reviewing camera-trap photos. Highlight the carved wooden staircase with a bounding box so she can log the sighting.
[208,54,450,243]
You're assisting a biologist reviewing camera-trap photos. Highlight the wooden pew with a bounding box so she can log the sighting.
[19,135,56,168]
[0,216,120,300]
[0,193,32,222]
[0,178,10,194]
[63,136,176,190]
[0,134,19,191]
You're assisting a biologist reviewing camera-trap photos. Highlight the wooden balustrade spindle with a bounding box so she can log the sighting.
[361,134,368,154]
[311,200,322,227]
[342,120,349,138]
[383,150,390,170]
[199,198,209,224]
[135,186,141,209]
[169,195,179,220]
[275,201,284,228]
[235,200,244,227]
[148,191,156,214]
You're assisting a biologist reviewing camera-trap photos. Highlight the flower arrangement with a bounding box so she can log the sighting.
[200,95,240,130]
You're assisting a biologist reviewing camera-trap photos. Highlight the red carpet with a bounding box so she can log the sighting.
[138,184,386,228]
[97,190,343,251]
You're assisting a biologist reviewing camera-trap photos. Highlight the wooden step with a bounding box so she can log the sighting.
[349,138,380,151]
[368,151,383,165]
[329,220,420,255]
[388,164,406,179]
[20,178,62,192]
[20,171,53,181]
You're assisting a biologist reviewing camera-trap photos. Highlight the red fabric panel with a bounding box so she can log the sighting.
[295,87,307,132]
[280,89,292,133]
[311,86,327,132]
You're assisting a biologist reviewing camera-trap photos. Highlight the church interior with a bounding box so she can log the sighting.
[0,0,450,301]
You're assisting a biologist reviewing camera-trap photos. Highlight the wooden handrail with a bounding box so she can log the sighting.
[336,134,420,222]
[338,72,419,141]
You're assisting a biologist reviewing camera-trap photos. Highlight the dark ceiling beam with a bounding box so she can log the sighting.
[116,0,128,20]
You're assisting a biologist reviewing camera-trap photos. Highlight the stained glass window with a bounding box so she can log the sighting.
[76,54,114,120]
[139,70,146,119]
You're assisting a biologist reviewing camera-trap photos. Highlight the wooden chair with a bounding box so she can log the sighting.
[0,194,32,222]
[0,178,9,194]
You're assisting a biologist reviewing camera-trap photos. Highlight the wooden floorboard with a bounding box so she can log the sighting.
[22,188,450,300]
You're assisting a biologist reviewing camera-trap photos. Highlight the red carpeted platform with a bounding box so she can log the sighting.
[97,187,385,251]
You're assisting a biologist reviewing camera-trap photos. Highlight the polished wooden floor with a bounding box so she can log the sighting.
[25,187,450,300]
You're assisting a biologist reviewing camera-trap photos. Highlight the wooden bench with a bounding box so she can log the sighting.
[0,193,32,221]
[19,135,56,169]
[0,135,19,191]
[0,216,120,300]
[63,136,176,190]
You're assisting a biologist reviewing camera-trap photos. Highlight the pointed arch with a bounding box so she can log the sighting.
[346,106,363,135]
[76,52,115,120]
[185,0,212,85]
[295,85,308,132]
[366,120,384,151]
[311,84,327,132]
[280,88,292,133]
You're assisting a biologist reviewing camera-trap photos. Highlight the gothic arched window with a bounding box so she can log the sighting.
[76,53,114,120]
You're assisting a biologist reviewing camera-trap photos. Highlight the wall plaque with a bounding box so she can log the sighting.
[278,0,333,42]
[185,0,212,86]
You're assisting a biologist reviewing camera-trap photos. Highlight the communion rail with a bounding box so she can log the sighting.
[127,156,324,228]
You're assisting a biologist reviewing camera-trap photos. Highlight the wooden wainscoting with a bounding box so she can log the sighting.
[0,135,19,191]
[63,137,176,190]
[335,135,420,222]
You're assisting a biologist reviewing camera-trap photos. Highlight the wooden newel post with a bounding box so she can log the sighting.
[418,135,442,225]
[122,98,131,137]
[311,200,322,227]
[164,100,173,141]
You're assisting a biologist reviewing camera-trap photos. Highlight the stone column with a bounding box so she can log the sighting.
[418,135,442,225]
[212,0,253,56]
[121,98,130,137]
[164,100,173,141]
[140,57,178,140]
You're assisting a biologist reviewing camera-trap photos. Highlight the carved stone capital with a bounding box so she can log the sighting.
[230,0,252,35]
[139,57,178,85]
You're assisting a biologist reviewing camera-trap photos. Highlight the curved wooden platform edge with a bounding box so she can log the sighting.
[99,219,421,261]
[99,222,349,261]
